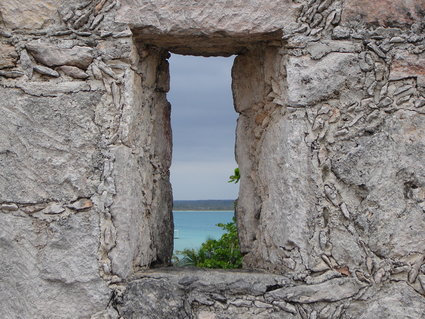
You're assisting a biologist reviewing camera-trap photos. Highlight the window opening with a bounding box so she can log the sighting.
[167,54,239,264]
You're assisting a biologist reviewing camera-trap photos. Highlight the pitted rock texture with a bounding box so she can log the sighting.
[0,88,102,203]
[0,211,110,318]
[286,52,363,107]
[0,43,18,69]
[116,0,302,35]
[390,50,425,86]
[26,41,95,69]
[341,0,425,27]
[1,0,425,318]
[118,269,297,319]
[120,0,300,55]
[0,0,60,30]
[117,269,425,319]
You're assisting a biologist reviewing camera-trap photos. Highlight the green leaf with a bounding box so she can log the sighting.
[228,167,240,184]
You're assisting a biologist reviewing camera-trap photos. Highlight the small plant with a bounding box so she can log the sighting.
[173,169,242,268]
[228,168,240,184]
[174,217,242,269]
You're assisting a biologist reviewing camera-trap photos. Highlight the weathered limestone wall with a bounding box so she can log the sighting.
[0,0,424,318]
[0,1,173,317]
[116,268,425,319]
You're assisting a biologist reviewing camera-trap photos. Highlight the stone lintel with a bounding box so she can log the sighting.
[133,30,283,56]
[116,0,301,54]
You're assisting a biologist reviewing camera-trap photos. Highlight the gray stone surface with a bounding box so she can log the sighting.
[0,43,18,69]
[118,269,296,319]
[0,0,60,30]
[0,88,102,203]
[286,53,363,107]
[33,64,60,77]
[0,211,110,319]
[116,0,302,35]
[58,65,89,79]
[1,0,424,318]
[330,109,425,259]
[26,41,94,70]
[345,282,425,319]
[265,278,364,303]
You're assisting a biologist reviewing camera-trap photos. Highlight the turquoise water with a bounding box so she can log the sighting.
[173,210,234,254]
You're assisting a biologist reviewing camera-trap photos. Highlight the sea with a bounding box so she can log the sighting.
[173,210,234,255]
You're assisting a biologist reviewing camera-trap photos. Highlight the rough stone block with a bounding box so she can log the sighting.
[286,53,362,107]
[116,0,301,35]
[390,50,425,87]
[0,212,110,318]
[265,278,364,303]
[108,145,155,278]
[331,110,425,259]
[246,110,314,271]
[26,41,94,70]
[345,282,425,319]
[118,270,293,318]
[0,88,102,203]
[341,0,425,27]
[0,43,18,69]
[0,0,60,30]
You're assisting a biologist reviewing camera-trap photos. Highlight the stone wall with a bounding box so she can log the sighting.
[0,0,424,318]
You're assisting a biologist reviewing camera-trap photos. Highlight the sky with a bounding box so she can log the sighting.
[167,54,239,200]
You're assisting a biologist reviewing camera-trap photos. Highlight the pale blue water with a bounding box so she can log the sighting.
[173,210,234,255]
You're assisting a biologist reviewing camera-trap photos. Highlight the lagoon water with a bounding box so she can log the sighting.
[173,210,234,254]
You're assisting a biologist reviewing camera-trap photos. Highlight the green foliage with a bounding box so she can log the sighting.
[228,168,240,184]
[174,217,242,269]
[173,169,242,268]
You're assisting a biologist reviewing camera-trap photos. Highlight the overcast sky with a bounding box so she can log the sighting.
[167,54,239,200]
